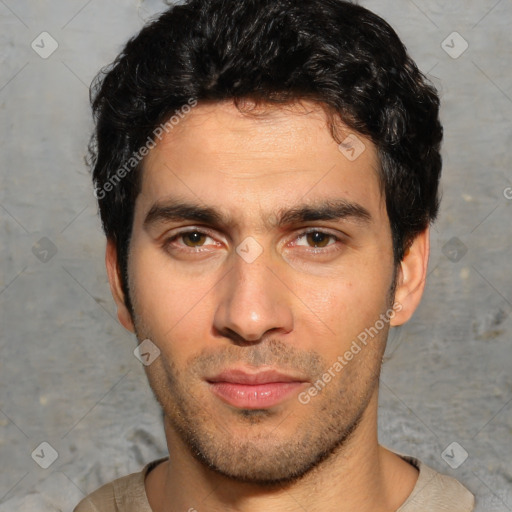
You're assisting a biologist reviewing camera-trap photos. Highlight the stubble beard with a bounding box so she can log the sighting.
[136,329,385,487]
[127,267,397,487]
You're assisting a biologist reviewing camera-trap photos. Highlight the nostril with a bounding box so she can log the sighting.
[217,327,262,345]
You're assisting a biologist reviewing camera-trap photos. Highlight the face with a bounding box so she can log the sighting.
[119,100,399,484]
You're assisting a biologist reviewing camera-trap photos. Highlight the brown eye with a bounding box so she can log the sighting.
[182,231,207,247]
[305,231,333,248]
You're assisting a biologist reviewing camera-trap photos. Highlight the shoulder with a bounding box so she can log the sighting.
[73,478,118,511]
[397,455,475,512]
[73,471,142,512]
[73,458,168,512]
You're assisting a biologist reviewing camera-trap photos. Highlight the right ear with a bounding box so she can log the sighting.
[105,239,135,333]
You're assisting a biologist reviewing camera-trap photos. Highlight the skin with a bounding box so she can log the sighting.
[106,100,430,512]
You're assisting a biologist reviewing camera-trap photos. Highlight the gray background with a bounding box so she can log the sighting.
[1,0,511,510]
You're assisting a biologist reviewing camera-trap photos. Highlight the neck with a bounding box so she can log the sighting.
[146,391,418,512]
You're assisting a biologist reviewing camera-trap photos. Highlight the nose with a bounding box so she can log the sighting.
[213,251,294,344]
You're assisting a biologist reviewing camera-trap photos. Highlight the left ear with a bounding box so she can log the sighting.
[390,227,430,327]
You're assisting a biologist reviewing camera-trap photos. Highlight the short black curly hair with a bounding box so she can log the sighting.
[89,0,442,308]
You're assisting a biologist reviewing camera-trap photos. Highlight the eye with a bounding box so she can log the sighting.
[181,231,209,247]
[164,229,220,252]
[294,230,338,248]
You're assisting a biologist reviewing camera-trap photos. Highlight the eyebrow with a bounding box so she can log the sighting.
[277,200,372,226]
[144,201,225,229]
[143,198,372,230]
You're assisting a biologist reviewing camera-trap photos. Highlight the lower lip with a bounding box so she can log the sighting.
[208,382,304,409]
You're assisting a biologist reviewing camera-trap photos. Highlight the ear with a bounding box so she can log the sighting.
[390,227,430,327]
[105,239,135,333]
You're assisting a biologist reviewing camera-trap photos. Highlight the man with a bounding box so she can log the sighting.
[75,0,475,510]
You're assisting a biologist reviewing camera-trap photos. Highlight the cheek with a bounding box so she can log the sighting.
[291,267,392,351]
[128,247,216,341]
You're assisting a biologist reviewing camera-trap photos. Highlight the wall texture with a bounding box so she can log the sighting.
[0,0,511,510]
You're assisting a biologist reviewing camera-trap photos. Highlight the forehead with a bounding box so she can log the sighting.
[137,100,386,226]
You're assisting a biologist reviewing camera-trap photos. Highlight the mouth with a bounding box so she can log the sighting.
[206,368,308,409]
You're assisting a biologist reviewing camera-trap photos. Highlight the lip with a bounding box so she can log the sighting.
[206,368,308,409]
[207,368,306,385]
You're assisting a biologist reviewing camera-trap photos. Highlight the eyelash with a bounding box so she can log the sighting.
[291,229,341,252]
[164,229,219,252]
[162,228,344,255]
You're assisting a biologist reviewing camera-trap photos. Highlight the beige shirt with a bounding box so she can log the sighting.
[74,454,475,511]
